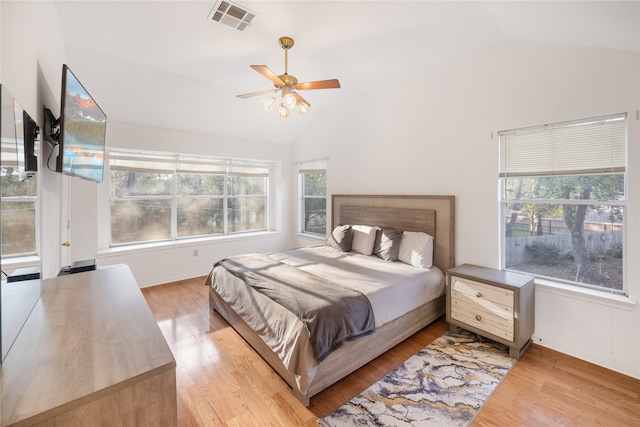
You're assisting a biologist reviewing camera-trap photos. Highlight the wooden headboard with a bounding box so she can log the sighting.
[331,195,455,273]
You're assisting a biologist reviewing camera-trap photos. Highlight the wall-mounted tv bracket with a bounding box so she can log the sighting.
[26,114,40,141]
[43,107,60,147]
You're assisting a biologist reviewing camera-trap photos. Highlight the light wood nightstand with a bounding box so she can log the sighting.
[446,264,535,359]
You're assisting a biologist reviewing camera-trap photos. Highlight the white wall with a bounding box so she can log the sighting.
[294,40,640,379]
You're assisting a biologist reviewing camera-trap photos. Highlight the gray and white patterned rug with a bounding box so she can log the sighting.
[318,331,516,427]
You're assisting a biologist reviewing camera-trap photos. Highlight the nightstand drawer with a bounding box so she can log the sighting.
[450,298,514,341]
[451,277,514,308]
[450,290,513,323]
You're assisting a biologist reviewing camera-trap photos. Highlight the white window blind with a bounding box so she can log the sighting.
[228,160,271,177]
[109,151,273,176]
[499,113,626,177]
[297,158,327,173]
[176,156,228,174]
[110,151,175,173]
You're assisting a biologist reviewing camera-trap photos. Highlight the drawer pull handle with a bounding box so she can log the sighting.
[475,292,482,298]
[476,315,482,321]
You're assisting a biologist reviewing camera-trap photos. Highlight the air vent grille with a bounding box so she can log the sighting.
[208,0,255,31]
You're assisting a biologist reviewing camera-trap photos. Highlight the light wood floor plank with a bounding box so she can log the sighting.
[143,276,640,426]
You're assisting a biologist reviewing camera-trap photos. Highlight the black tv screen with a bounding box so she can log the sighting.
[22,111,38,175]
[56,64,106,183]
[14,102,38,182]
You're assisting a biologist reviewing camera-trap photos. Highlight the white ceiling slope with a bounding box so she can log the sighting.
[54,1,640,145]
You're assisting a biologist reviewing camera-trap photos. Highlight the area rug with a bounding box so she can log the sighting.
[318,331,516,427]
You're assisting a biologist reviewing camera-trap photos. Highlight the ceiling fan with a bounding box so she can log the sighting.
[237,36,341,118]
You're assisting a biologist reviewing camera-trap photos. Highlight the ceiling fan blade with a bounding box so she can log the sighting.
[250,65,285,87]
[296,79,341,91]
[236,89,278,99]
[292,91,310,107]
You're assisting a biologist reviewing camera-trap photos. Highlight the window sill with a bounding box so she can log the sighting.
[296,232,326,241]
[534,277,636,311]
[1,256,40,272]
[98,231,280,256]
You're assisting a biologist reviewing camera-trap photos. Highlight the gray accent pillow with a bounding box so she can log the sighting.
[328,225,353,252]
[373,228,403,262]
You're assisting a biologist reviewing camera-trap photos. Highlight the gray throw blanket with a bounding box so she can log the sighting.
[216,253,375,362]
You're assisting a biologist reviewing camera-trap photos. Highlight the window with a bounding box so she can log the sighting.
[109,151,271,246]
[176,156,227,238]
[499,114,626,294]
[1,141,38,257]
[298,159,326,236]
[227,164,268,233]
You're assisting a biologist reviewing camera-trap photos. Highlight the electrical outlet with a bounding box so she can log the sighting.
[193,249,199,257]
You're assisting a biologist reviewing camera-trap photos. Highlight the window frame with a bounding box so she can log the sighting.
[108,150,271,247]
[175,172,226,238]
[225,173,268,234]
[498,114,627,295]
[1,142,39,258]
[298,159,327,237]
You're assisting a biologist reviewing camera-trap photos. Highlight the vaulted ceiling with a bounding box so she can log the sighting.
[54,1,640,144]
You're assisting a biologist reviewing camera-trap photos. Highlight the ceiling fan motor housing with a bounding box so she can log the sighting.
[277,73,298,87]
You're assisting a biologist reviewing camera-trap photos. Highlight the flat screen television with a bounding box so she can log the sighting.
[56,64,106,183]
[13,100,38,182]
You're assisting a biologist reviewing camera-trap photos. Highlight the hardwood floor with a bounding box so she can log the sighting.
[142,276,640,426]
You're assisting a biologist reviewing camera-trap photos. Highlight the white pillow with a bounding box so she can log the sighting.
[398,231,434,268]
[351,225,377,255]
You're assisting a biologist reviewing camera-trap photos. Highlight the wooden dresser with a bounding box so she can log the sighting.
[446,264,535,359]
[1,264,176,426]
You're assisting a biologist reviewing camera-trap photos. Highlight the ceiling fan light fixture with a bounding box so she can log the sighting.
[278,104,289,118]
[296,101,310,114]
[261,96,276,112]
[283,92,297,109]
[236,36,341,118]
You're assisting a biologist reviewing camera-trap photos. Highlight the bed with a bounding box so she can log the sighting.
[206,194,455,406]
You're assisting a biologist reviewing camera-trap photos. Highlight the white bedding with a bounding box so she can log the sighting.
[269,245,445,327]
[208,244,445,394]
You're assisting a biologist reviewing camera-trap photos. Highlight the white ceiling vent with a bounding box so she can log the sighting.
[208,1,256,31]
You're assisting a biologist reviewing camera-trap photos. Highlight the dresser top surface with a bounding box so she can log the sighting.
[1,264,175,426]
